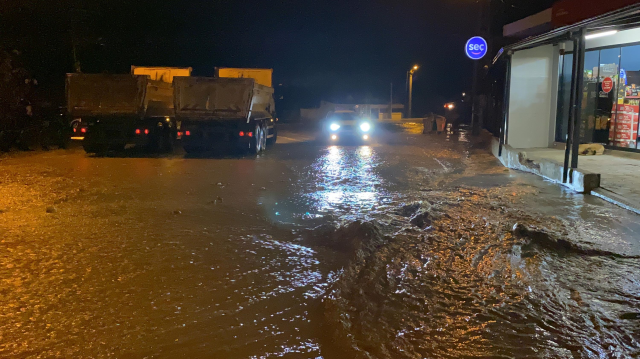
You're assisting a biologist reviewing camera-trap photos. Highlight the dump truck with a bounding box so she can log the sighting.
[174,76,277,154]
[215,68,273,87]
[67,67,191,153]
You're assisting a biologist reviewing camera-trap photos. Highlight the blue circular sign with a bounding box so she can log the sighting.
[465,36,488,60]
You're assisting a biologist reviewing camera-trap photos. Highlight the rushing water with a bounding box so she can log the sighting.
[0,126,639,358]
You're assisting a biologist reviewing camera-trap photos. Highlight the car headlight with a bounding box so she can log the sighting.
[360,122,371,132]
[330,123,340,131]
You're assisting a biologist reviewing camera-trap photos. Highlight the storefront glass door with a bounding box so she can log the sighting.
[579,50,600,143]
[554,40,640,151]
[596,48,620,144]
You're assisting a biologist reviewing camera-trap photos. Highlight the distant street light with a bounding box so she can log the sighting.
[407,65,419,118]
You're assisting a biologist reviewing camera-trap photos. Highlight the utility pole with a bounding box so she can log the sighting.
[408,72,413,118]
[471,0,490,135]
[405,72,409,118]
[470,59,479,134]
[389,82,393,119]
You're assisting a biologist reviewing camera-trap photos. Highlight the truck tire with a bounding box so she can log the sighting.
[249,121,264,154]
[260,123,267,152]
[266,126,277,147]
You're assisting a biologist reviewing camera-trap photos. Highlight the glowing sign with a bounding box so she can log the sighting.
[465,37,488,60]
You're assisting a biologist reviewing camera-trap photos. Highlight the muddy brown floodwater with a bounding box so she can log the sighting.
[0,124,639,358]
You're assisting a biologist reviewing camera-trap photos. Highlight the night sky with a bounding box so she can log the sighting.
[1,0,555,116]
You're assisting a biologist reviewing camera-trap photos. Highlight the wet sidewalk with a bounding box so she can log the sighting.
[493,139,640,215]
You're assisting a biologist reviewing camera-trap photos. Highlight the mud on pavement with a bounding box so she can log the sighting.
[308,185,640,359]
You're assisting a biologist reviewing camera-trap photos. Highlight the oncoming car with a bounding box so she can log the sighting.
[322,110,373,143]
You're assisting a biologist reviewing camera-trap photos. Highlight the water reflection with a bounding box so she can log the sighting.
[445,125,470,143]
[310,146,383,216]
[358,146,372,158]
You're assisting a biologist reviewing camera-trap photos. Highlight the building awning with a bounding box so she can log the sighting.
[551,0,640,27]
[493,3,640,63]
[503,9,553,38]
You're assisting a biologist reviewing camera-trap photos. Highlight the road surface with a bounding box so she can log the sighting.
[1,123,639,358]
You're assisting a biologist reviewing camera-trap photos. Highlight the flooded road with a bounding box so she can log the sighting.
[0,123,639,358]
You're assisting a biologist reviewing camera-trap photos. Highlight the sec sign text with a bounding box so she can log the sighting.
[465,37,488,60]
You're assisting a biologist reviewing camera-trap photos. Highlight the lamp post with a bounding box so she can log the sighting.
[407,65,419,118]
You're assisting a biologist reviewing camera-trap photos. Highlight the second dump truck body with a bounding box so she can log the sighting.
[173,76,276,153]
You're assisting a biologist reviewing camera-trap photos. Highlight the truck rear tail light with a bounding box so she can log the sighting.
[80,128,87,133]
[185,130,191,136]
[177,131,183,137]
[135,129,141,135]
[247,132,253,137]
[73,128,77,133]
[239,131,245,137]
[144,129,149,135]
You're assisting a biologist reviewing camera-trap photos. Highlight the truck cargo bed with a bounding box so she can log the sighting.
[66,74,147,118]
[173,77,274,121]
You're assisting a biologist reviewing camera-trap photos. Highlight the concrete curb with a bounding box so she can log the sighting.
[592,188,640,216]
[490,137,600,193]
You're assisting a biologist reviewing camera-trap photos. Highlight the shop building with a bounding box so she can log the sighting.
[492,1,639,185]
[490,0,640,212]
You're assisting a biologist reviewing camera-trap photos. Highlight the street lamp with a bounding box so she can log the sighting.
[407,65,419,118]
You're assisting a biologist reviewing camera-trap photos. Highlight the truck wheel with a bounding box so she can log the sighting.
[266,127,277,147]
[259,123,267,152]
[249,122,263,154]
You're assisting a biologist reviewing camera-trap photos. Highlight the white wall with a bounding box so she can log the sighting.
[508,45,557,149]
